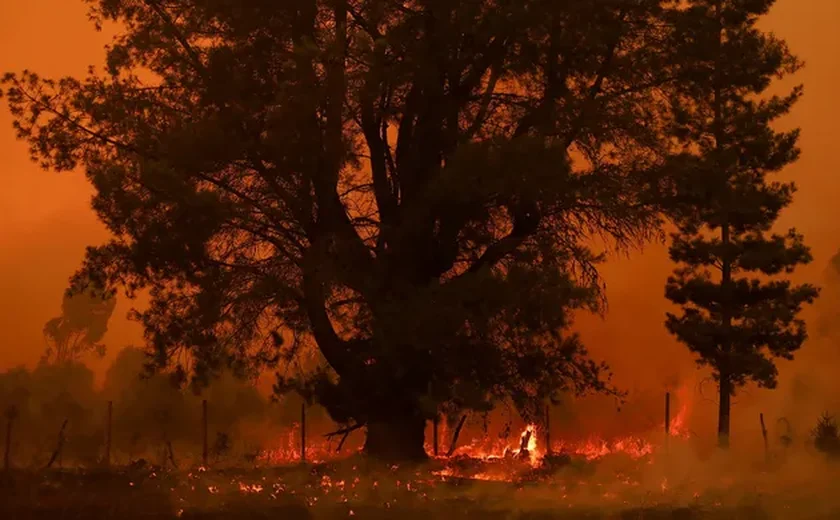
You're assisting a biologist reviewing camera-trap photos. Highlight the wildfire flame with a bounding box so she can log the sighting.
[258,423,357,465]
[446,423,543,466]
[668,393,692,439]
[257,384,694,479]
[447,386,694,470]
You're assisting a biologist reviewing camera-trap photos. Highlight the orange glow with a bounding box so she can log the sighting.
[248,396,696,484]
[1,0,839,455]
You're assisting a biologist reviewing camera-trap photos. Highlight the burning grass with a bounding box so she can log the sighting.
[4,395,840,518]
[3,446,840,520]
[258,393,693,471]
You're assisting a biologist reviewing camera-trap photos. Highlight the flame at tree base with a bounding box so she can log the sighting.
[257,393,693,482]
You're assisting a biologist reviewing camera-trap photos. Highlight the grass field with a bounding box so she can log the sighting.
[2,453,839,520]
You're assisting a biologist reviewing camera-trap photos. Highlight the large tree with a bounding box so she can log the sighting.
[663,0,818,448]
[5,0,684,460]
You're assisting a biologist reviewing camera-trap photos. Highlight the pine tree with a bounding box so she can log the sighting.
[812,412,840,458]
[664,0,819,448]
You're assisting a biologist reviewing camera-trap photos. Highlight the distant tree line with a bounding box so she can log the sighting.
[0,347,321,468]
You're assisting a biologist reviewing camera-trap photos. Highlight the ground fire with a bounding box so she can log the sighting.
[257,386,695,478]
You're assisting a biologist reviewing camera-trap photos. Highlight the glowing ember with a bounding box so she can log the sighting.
[470,472,511,482]
[238,482,264,494]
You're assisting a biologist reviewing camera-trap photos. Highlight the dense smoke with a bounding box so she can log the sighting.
[0,346,337,467]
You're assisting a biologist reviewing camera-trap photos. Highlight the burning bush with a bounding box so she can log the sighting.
[812,413,840,458]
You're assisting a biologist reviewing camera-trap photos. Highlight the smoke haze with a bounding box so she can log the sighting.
[1,0,839,449]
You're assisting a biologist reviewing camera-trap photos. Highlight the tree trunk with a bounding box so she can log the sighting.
[718,374,731,449]
[364,414,428,461]
[712,0,732,453]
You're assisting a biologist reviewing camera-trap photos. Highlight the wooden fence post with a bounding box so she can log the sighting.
[3,406,16,471]
[300,403,307,464]
[105,401,112,468]
[202,399,208,467]
[760,413,769,463]
[545,404,551,455]
[664,392,671,456]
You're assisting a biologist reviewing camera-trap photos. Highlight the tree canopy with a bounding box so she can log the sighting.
[42,284,117,364]
[2,0,746,459]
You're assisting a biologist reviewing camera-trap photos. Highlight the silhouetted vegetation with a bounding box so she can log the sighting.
[42,283,117,364]
[1,0,725,461]
[663,0,817,449]
[0,346,287,468]
[0,0,822,467]
[0,361,103,466]
[812,413,840,458]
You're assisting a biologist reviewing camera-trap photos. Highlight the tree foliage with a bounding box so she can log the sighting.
[663,0,818,445]
[0,348,274,466]
[42,283,117,364]
[103,347,196,457]
[4,0,715,457]
[0,361,103,466]
[103,346,271,451]
[812,413,840,458]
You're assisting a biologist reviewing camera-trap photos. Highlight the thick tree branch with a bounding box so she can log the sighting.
[467,202,541,274]
[462,63,503,141]
[347,6,383,40]
[301,246,353,374]
[360,72,397,231]
[464,11,629,275]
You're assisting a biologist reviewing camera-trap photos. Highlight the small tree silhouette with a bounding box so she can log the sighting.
[211,432,232,462]
[42,285,116,365]
[812,413,840,457]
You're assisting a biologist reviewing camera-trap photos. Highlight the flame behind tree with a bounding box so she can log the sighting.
[42,284,117,365]
[663,0,819,449]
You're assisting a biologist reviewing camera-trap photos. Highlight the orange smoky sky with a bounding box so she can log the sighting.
[0,0,838,411]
